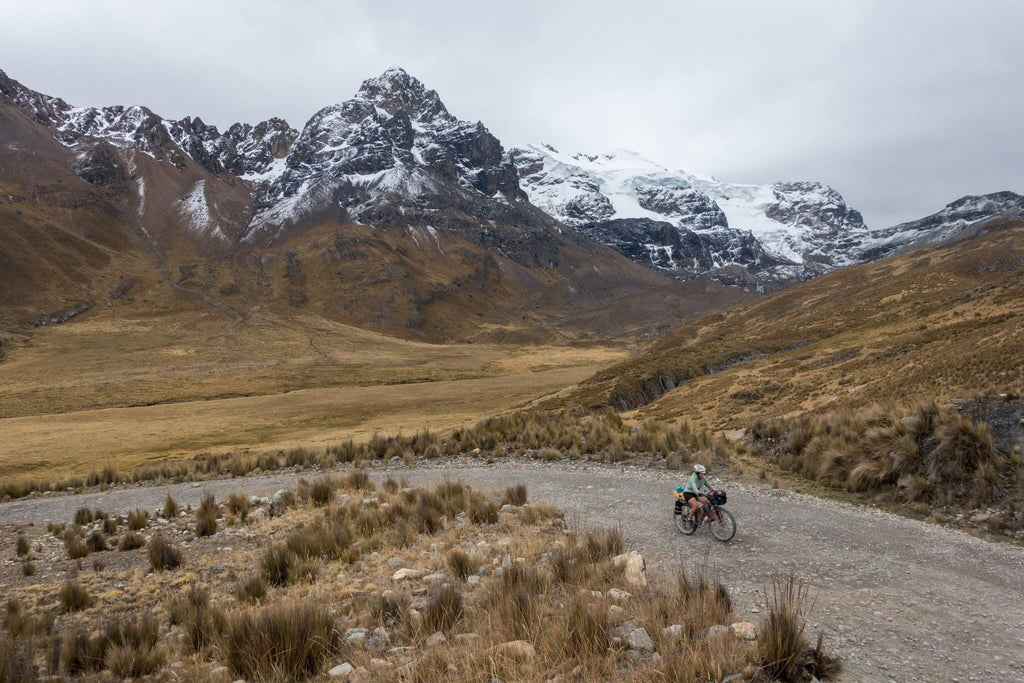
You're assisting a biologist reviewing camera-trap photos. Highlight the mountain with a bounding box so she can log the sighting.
[556,216,1024,423]
[0,68,752,342]
[509,145,1022,291]
[859,191,1024,261]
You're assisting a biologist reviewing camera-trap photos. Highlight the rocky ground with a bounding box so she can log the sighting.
[3,459,1023,682]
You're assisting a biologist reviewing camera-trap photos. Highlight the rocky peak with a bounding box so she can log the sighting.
[355,67,450,123]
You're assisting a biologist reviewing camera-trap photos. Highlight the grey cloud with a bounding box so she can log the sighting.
[1,0,1020,228]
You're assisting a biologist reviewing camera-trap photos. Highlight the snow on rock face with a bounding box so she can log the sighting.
[246,67,525,238]
[861,192,1024,261]
[510,144,871,288]
[174,180,227,241]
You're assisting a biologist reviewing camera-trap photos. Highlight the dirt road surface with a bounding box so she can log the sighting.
[2,461,1022,682]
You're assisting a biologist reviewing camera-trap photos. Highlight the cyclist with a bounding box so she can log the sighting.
[674,464,712,521]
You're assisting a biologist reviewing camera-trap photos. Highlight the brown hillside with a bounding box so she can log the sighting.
[562,218,1024,428]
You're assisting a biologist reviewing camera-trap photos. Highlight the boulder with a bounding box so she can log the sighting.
[364,626,390,651]
[392,568,426,582]
[607,604,627,624]
[248,507,268,522]
[625,627,655,652]
[426,631,447,648]
[663,624,683,638]
[611,552,647,588]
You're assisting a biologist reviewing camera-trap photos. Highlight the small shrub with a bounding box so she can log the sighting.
[22,560,36,576]
[758,575,809,680]
[423,584,463,632]
[502,484,528,506]
[127,509,148,530]
[233,575,268,604]
[469,496,499,524]
[102,516,119,534]
[344,469,373,491]
[309,478,335,507]
[148,535,182,571]
[102,615,163,677]
[227,492,251,520]
[63,532,89,560]
[119,532,145,551]
[85,530,107,552]
[260,545,299,586]
[60,627,107,674]
[60,580,91,613]
[0,632,36,682]
[222,600,338,681]
[15,533,29,557]
[73,507,95,526]
[564,599,608,656]
[163,492,180,518]
[447,549,473,580]
[370,591,409,628]
[195,493,219,537]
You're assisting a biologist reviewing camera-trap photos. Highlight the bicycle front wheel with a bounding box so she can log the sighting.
[708,507,736,542]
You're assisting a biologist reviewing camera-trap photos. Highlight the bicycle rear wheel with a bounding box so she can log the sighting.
[674,509,697,535]
[708,507,736,542]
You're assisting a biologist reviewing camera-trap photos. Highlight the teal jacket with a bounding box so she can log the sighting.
[682,472,711,494]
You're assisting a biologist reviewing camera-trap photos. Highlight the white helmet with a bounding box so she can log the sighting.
[693,464,706,474]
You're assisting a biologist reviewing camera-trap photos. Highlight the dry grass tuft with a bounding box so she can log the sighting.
[227,492,251,520]
[127,508,148,530]
[234,574,269,604]
[222,599,338,682]
[195,492,219,537]
[447,549,474,580]
[15,533,29,557]
[423,584,464,633]
[163,491,180,519]
[59,580,91,613]
[118,531,145,551]
[148,535,182,571]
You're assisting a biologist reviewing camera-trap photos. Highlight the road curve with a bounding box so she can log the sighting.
[2,461,1022,682]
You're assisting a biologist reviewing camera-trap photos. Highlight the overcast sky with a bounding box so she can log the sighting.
[2,0,1021,227]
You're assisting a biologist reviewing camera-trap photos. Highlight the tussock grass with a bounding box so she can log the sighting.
[126,508,148,530]
[233,575,269,604]
[227,492,251,520]
[85,530,107,552]
[148,535,182,571]
[447,549,473,580]
[15,533,29,557]
[195,492,219,537]
[423,584,464,633]
[118,531,145,551]
[222,600,338,682]
[163,491,180,518]
[59,580,90,613]
[502,483,528,506]
[63,531,89,560]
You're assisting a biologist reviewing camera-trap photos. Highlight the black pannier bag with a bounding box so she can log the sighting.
[710,491,727,505]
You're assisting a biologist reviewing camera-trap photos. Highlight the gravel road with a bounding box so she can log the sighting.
[2,460,1022,682]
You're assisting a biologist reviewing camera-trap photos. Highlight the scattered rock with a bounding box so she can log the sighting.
[248,508,268,522]
[608,588,632,602]
[328,663,354,678]
[388,556,405,567]
[608,604,628,624]
[663,624,683,638]
[343,627,368,646]
[392,568,425,582]
[364,626,390,651]
[426,631,448,648]
[705,625,730,640]
[730,621,757,641]
[612,552,647,588]
[625,627,655,652]
[488,640,537,660]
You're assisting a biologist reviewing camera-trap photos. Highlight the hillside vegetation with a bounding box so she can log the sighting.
[567,218,1024,426]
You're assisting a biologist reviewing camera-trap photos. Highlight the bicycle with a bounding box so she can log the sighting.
[674,490,736,542]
